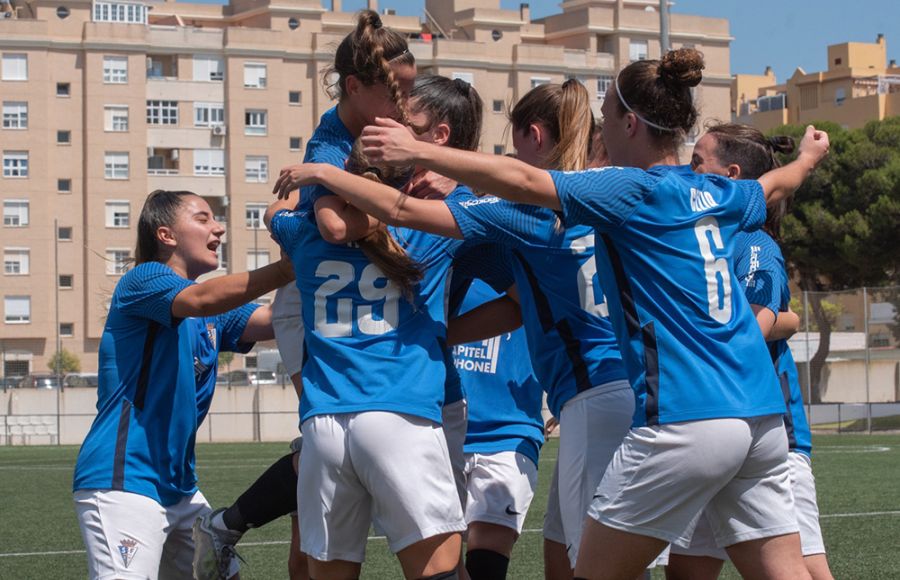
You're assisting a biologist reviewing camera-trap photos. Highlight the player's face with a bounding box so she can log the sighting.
[512,123,555,169]
[169,196,225,279]
[690,134,730,177]
[355,62,417,124]
[599,87,626,166]
[407,104,437,144]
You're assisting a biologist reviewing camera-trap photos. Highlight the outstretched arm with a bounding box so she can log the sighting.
[758,125,829,207]
[172,260,294,319]
[361,118,560,210]
[447,295,523,346]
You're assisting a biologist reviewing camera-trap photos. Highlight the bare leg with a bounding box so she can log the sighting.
[307,558,361,580]
[288,515,309,580]
[664,554,724,580]
[544,538,573,580]
[573,519,667,580]
[725,533,811,580]
[396,532,462,579]
[803,554,834,580]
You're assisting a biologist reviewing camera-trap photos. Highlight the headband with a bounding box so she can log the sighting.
[614,74,676,133]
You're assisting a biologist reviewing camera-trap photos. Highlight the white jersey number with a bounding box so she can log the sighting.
[314,260,400,337]
[693,217,733,324]
[571,234,609,318]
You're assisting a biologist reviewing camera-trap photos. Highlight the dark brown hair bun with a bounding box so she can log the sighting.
[659,48,705,89]
[767,135,796,155]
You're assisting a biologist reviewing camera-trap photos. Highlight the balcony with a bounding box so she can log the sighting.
[148,147,179,176]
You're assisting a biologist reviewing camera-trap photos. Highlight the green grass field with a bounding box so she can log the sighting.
[1,435,899,579]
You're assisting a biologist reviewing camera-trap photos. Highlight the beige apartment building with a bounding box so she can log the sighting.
[0,0,731,377]
[733,34,900,133]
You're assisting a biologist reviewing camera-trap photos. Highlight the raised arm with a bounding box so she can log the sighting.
[758,125,829,207]
[768,309,801,342]
[172,259,294,319]
[361,118,560,210]
[313,195,381,244]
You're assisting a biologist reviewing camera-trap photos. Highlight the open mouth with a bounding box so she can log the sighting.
[207,240,220,252]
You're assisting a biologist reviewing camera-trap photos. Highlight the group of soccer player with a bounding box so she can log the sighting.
[71,9,836,580]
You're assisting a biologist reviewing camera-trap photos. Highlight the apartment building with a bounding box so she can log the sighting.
[0,0,731,376]
[733,34,900,133]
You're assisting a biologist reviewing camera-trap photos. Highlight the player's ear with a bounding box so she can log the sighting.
[727,164,742,179]
[157,225,177,248]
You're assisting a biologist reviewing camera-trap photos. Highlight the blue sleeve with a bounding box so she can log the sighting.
[550,166,656,230]
[445,194,551,250]
[738,179,767,232]
[216,303,260,354]
[115,263,193,328]
[269,210,305,254]
[301,141,348,208]
[453,243,515,293]
[737,235,787,315]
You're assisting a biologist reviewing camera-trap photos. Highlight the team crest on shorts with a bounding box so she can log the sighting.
[207,323,217,349]
[117,537,138,568]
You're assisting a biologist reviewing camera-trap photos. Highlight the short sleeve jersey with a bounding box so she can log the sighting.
[270,189,469,424]
[444,193,628,417]
[299,106,355,210]
[552,165,785,426]
[734,230,812,456]
[73,262,257,505]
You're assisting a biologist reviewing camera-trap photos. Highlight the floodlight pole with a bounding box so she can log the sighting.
[659,0,670,53]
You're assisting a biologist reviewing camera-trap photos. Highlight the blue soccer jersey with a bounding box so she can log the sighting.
[444,194,628,417]
[270,192,468,424]
[73,263,257,506]
[734,230,812,456]
[552,165,785,426]
[299,106,355,210]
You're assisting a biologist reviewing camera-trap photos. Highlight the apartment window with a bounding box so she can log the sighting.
[193,149,225,176]
[4,296,30,323]
[492,100,503,113]
[59,274,74,289]
[289,136,302,151]
[245,157,268,183]
[493,145,506,155]
[58,179,72,193]
[93,1,148,24]
[105,200,130,228]
[597,74,613,99]
[2,152,28,178]
[800,86,818,111]
[2,102,27,129]
[216,242,228,270]
[835,88,847,106]
[530,77,551,89]
[194,102,225,127]
[60,323,74,337]
[4,248,29,275]
[193,55,224,82]
[104,105,129,131]
[246,250,270,271]
[629,40,648,62]
[244,63,267,89]
[147,100,178,125]
[57,82,70,97]
[103,56,128,83]
[57,130,71,144]
[1,54,27,81]
[105,249,131,275]
[3,200,29,226]
[245,110,267,135]
[104,152,129,180]
[452,72,474,86]
[58,226,73,241]
[289,91,302,105]
[245,203,267,229]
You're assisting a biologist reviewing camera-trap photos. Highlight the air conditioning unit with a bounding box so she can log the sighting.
[212,124,227,136]
[170,149,179,160]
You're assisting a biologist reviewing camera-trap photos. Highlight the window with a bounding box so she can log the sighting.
[246,250,270,270]
[2,102,27,129]
[57,82,70,97]
[105,249,131,275]
[3,248,29,275]
[244,63,267,89]
[193,55,224,82]
[1,54,27,81]
[58,226,73,240]
[493,145,506,155]
[93,1,148,24]
[102,56,128,83]
[289,137,302,151]
[57,130,71,144]
[104,152,129,180]
[60,323,74,337]
[245,157,268,183]
[597,74,613,99]
[452,72,474,86]
[629,40,648,62]
[4,296,30,323]
[2,152,28,178]
[216,242,228,270]
[492,100,503,113]
[3,200,29,226]
[245,109,267,135]
[146,100,178,125]
[105,200,130,228]
[757,93,786,113]
[58,179,72,193]
[193,102,224,127]
[104,105,129,131]
[289,91,302,105]
[59,274,74,288]
[245,203,267,228]
[835,88,847,106]
[193,149,225,176]
[800,86,818,111]
[530,77,551,89]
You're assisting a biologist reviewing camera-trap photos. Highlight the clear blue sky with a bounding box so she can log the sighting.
[189,0,899,82]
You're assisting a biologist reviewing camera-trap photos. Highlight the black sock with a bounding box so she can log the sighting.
[466,549,509,580]
[225,453,297,532]
[418,571,458,580]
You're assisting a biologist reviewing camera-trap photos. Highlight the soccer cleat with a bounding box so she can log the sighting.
[192,508,244,580]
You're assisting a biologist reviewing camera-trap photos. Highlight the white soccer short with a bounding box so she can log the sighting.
[557,381,634,566]
[671,449,826,559]
[587,415,799,549]
[442,398,469,509]
[463,450,538,534]
[272,283,304,377]
[298,412,467,562]
[73,489,239,580]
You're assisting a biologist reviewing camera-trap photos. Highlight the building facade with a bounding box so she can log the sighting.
[0,0,731,376]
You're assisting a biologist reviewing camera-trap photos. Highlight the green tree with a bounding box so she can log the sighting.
[49,349,81,375]
[773,117,900,402]
[218,351,234,373]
